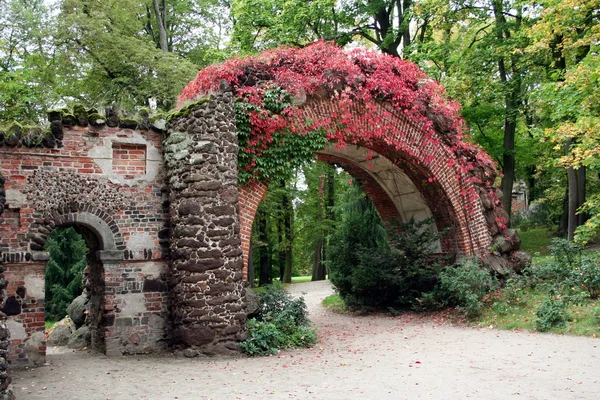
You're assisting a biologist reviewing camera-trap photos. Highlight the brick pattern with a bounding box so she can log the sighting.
[238,181,267,279]
[0,125,167,255]
[237,98,498,278]
[112,143,147,179]
[4,262,45,363]
[0,124,170,364]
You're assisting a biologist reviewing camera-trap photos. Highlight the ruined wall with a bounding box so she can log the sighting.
[164,83,247,356]
[0,111,171,364]
[0,174,14,398]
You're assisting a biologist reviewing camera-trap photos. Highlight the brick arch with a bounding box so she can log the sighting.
[238,100,493,278]
[302,99,491,256]
[28,205,125,253]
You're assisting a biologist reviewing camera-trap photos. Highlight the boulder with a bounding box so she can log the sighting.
[47,323,72,347]
[67,294,89,328]
[482,254,512,276]
[509,251,532,273]
[67,326,91,350]
[244,288,260,317]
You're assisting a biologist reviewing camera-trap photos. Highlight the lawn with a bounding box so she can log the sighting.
[517,227,553,256]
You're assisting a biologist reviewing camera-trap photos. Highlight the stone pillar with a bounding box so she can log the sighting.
[164,82,246,356]
[0,174,14,399]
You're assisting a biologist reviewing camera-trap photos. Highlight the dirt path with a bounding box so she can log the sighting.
[12,281,600,400]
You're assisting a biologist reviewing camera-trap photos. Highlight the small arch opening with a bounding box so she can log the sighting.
[44,223,107,355]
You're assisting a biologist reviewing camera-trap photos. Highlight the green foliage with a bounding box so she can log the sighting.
[255,283,309,326]
[568,254,600,299]
[535,298,569,332]
[0,0,55,123]
[235,87,328,183]
[55,0,198,111]
[436,258,496,318]
[321,294,347,314]
[240,284,316,356]
[44,227,88,321]
[230,0,346,53]
[329,207,449,311]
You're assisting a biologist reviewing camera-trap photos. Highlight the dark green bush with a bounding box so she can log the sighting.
[536,298,569,332]
[255,283,309,326]
[436,257,496,318]
[329,215,449,311]
[531,238,600,300]
[568,254,600,299]
[240,285,316,356]
[45,227,87,321]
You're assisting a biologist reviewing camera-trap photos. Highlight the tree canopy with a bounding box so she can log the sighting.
[1,0,599,244]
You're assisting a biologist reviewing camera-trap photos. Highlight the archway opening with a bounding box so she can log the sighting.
[244,143,457,288]
[44,223,106,354]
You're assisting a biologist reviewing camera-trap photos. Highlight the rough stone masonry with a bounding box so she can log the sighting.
[163,81,247,356]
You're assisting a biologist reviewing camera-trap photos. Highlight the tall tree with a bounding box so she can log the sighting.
[528,0,600,241]
[0,0,55,123]
[151,0,169,52]
[55,0,198,110]
[256,207,272,286]
[45,227,88,321]
[410,0,534,219]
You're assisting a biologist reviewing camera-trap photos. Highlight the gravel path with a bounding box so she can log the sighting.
[12,281,600,400]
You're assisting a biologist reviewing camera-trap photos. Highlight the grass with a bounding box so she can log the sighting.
[291,275,313,283]
[45,320,57,331]
[322,294,347,313]
[321,261,600,338]
[475,287,600,337]
[517,227,553,256]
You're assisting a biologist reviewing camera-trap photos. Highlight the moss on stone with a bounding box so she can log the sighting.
[119,117,139,129]
[73,104,86,118]
[73,104,89,126]
[149,112,166,123]
[62,113,77,126]
[138,107,151,118]
[165,132,187,146]
[5,122,22,137]
[166,97,210,123]
[47,109,64,122]
[88,113,106,127]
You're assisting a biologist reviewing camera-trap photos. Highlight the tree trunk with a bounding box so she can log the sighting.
[566,139,578,241]
[277,214,285,282]
[567,166,578,241]
[312,237,325,281]
[247,242,254,288]
[577,166,587,226]
[492,0,521,223]
[282,182,293,284]
[257,209,271,286]
[501,119,516,220]
[559,185,569,237]
[152,0,168,52]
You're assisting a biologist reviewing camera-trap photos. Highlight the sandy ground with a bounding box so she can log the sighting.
[12,280,600,400]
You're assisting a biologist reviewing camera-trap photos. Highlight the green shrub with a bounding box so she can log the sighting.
[329,216,449,311]
[549,238,582,269]
[569,254,600,299]
[536,298,569,332]
[45,227,87,321]
[255,283,309,326]
[240,285,316,356]
[436,258,495,318]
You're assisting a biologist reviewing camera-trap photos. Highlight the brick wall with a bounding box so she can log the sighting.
[112,143,147,178]
[0,124,170,364]
[237,98,495,279]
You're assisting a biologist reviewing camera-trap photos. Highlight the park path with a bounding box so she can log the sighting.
[12,281,600,400]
